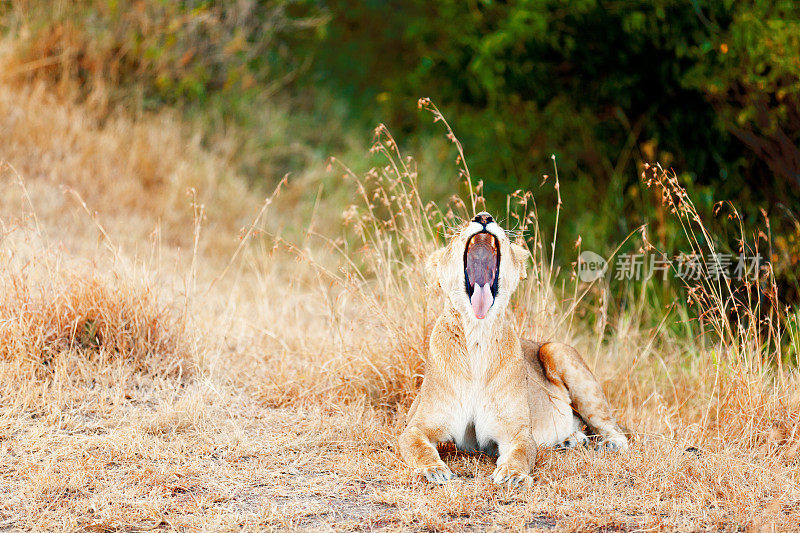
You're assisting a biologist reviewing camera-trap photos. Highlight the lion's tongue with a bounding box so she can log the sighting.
[471,283,493,319]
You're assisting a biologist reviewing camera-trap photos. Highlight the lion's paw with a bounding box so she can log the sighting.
[490,463,532,488]
[554,430,589,451]
[417,462,456,484]
[598,433,629,452]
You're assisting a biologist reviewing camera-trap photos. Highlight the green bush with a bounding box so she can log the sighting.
[317,0,798,208]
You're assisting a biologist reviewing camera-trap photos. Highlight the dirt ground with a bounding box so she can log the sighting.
[3,385,796,531]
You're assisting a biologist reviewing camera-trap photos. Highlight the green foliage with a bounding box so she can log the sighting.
[684,0,800,193]
[319,1,727,189]
[318,0,798,206]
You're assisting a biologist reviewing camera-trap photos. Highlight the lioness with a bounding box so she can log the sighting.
[399,212,628,486]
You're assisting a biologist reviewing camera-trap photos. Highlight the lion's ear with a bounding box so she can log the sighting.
[425,248,445,289]
[509,243,531,280]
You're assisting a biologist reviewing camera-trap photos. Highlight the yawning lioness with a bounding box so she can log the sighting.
[399,212,627,486]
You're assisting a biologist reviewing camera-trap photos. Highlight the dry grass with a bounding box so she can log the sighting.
[0,53,255,260]
[0,265,191,381]
[1,55,800,531]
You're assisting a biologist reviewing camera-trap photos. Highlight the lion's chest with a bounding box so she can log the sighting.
[445,330,503,455]
[446,381,501,455]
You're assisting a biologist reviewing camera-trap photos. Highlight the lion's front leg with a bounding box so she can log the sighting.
[486,374,537,487]
[399,423,455,484]
[490,424,536,487]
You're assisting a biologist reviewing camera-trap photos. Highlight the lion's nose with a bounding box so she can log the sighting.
[473,212,494,226]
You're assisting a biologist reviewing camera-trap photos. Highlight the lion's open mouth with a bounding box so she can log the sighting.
[464,231,500,319]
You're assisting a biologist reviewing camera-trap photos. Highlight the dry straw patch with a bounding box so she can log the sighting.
[0,264,191,382]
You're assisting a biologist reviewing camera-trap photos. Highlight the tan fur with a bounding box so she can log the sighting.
[400,214,628,486]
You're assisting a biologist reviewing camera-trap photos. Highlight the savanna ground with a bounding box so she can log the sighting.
[2,44,800,533]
